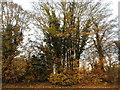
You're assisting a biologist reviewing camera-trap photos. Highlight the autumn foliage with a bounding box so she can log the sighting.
[1,0,119,87]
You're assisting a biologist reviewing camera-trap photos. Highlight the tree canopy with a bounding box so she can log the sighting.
[1,0,119,86]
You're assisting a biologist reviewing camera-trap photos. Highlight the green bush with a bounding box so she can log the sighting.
[30,55,51,82]
[48,73,78,86]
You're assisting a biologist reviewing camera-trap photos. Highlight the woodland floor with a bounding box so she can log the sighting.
[2,82,120,89]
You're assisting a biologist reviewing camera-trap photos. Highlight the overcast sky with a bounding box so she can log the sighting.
[13,0,120,17]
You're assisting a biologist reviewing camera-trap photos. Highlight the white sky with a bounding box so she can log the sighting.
[13,0,120,17]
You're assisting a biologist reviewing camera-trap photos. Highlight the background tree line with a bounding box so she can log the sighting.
[0,0,119,86]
